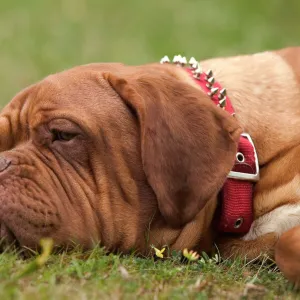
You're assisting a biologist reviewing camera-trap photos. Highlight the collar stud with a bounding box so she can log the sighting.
[206,76,215,87]
[173,55,182,66]
[208,87,219,97]
[219,88,227,98]
[180,56,187,67]
[218,97,227,108]
[206,69,214,78]
[193,67,202,79]
[160,56,170,64]
[189,57,198,70]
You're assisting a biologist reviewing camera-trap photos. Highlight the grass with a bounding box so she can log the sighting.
[1,0,300,298]
[0,246,297,300]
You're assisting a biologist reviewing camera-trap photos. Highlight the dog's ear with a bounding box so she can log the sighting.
[104,69,241,227]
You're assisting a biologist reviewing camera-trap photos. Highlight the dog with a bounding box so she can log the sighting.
[0,62,241,255]
[0,47,300,274]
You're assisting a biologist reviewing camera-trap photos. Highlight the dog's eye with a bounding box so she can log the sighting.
[52,130,77,142]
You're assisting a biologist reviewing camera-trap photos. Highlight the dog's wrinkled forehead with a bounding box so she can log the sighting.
[35,64,122,108]
[27,64,132,129]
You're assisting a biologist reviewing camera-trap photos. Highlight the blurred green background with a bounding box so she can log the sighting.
[1,0,299,107]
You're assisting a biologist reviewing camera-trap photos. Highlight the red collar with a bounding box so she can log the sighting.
[160,55,260,234]
[185,64,259,234]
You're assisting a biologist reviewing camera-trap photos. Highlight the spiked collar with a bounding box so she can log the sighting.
[160,55,260,234]
[161,55,231,112]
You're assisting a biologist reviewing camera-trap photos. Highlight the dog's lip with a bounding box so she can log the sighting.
[0,222,18,249]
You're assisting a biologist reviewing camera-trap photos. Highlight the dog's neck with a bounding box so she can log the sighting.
[176,51,300,165]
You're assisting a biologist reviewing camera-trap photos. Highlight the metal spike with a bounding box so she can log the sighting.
[173,55,182,66]
[219,88,227,98]
[193,65,203,74]
[208,87,219,97]
[181,56,187,66]
[206,69,213,78]
[193,67,202,79]
[189,57,197,65]
[177,54,183,66]
[206,77,215,86]
[160,55,170,64]
[219,97,227,108]
[172,55,179,64]
[191,62,199,70]
[189,57,198,69]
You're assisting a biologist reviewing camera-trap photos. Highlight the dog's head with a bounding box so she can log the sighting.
[0,63,241,252]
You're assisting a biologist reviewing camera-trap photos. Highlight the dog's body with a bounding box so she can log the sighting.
[0,47,300,269]
[201,47,300,259]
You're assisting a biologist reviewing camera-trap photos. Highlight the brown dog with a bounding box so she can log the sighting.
[0,63,241,255]
[0,47,300,268]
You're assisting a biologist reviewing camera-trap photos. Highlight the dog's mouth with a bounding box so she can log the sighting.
[0,222,20,251]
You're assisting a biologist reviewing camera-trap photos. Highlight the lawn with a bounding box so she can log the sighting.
[0,246,297,300]
[1,0,300,299]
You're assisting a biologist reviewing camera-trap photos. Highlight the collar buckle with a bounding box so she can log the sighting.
[227,133,260,182]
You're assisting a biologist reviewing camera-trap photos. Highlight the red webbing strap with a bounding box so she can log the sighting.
[217,136,256,233]
[186,68,257,233]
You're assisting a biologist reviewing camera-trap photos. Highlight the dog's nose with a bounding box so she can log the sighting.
[0,157,11,172]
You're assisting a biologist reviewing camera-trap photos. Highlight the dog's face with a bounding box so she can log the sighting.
[0,63,241,252]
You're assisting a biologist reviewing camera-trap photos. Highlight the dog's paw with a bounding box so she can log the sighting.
[217,232,278,260]
[275,226,300,286]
